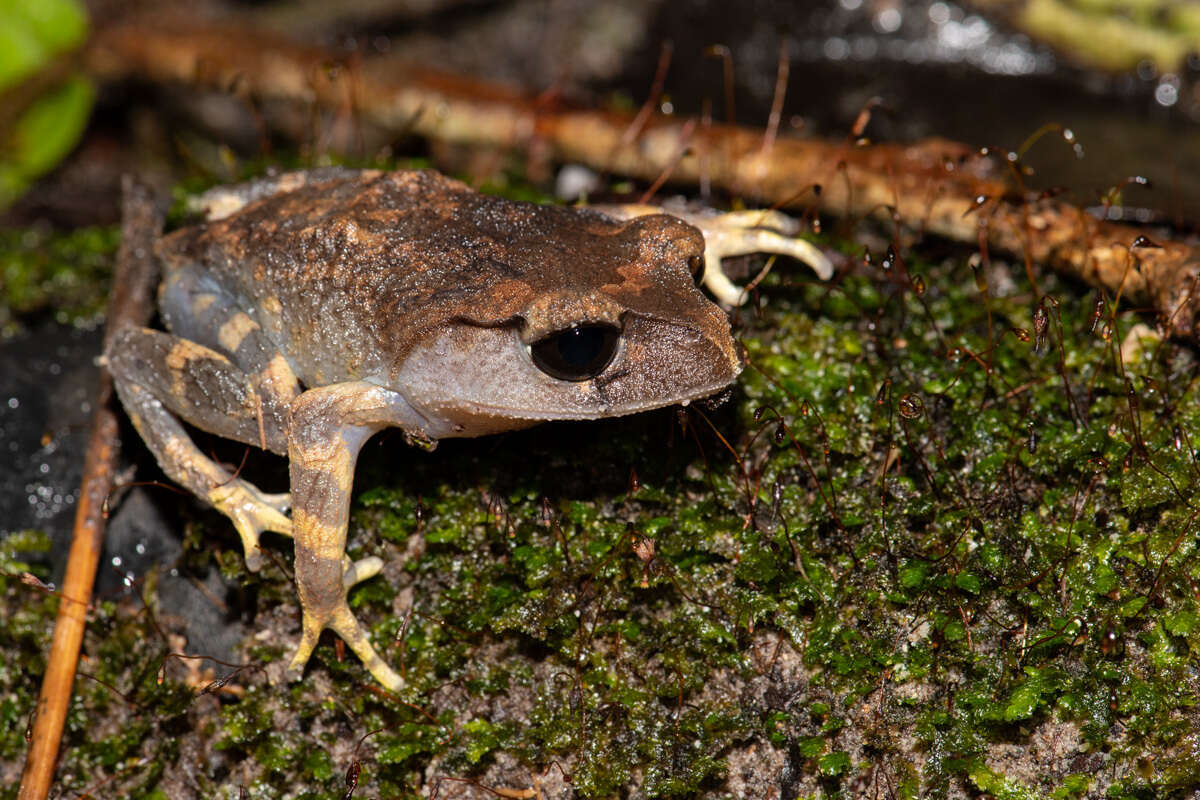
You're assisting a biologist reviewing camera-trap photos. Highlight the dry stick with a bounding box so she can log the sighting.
[84,20,1200,334]
[18,176,163,800]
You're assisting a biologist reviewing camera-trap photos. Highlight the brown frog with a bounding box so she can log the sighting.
[106,168,830,691]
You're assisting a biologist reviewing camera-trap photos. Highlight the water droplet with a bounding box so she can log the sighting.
[1061,128,1085,158]
[911,274,926,295]
[876,380,891,406]
[882,245,898,272]
[1011,328,1030,343]
[774,424,786,445]
[1154,78,1179,107]
[874,6,902,33]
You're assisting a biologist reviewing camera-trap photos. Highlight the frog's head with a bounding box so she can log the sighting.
[391,211,743,438]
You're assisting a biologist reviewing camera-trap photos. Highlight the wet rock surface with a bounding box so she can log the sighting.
[0,320,244,662]
[0,322,98,567]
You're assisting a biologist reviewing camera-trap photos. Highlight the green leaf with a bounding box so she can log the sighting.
[942,619,966,642]
[899,560,928,590]
[817,750,851,777]
[1120,596,1147,618]
[1005,672,1045,721]
[796,735,825,758]
[302,748,334,781]
[9,75,92,175]
[969,761,1041,799]
[1052,773,1092,799]
[0,0,92,207]
[954,571,981,594]
[1166,608,1197,637]
[0,0,87,88]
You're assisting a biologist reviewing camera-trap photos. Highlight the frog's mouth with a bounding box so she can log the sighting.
[392,313,742,439]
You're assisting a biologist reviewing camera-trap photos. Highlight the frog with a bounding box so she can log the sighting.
[105,167,832,691]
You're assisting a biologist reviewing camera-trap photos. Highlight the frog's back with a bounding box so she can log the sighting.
[157,170,691,387]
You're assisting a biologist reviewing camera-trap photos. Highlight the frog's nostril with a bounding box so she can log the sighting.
[530,324,621,381]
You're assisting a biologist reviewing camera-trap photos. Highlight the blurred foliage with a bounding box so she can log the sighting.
[0,224,117,336]
[0,0,94,208]
[972,0,1200,72]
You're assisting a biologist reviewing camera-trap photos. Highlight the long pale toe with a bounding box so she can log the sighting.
[594,203,833,306]
[344,556,384,589]
[285,602,404,693]
[209,480,294,571]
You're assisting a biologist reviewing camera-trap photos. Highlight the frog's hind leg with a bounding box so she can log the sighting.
[159,264,301,456]
[107,327,293,570]
[283,381,431,693]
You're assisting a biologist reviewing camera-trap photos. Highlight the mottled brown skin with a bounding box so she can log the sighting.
[106,169,800,691]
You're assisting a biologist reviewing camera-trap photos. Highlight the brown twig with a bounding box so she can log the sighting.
[18,176,164,800]
[83,18,1200,339]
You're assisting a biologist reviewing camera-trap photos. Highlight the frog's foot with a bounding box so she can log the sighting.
[598,203,833,306]
[286,592,403,693]
[208,480,293,572]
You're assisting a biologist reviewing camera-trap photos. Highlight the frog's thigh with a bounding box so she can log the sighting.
[285,381,420,692]
[107,327,292,569]
[160,266,300,445]
[109,326,289,453]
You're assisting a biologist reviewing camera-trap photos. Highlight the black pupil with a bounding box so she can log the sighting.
[530,325,621,381]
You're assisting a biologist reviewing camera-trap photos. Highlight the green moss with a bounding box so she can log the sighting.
[0,224,118,335]
[5,182,1200,797]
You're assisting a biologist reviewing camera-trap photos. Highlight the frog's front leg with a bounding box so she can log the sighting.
[285,381,430,692]
[598,204,833,305]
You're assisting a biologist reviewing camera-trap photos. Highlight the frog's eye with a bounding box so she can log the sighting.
[529,324,621,381]
[687,254,705,285]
